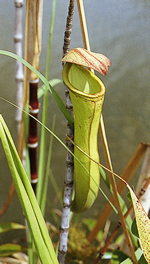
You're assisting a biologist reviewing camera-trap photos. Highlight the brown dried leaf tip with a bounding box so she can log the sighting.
[62,48,111,76]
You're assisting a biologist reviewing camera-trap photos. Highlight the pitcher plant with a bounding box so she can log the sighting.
[62,48,111,212]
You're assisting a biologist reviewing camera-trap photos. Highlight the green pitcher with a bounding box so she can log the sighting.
[63,62,105,212]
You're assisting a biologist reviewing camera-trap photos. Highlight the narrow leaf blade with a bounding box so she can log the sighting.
[0,244,27,257]
[0,222,25,234]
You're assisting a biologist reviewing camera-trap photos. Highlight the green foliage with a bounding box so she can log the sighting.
[0,222,25,234]
[131,218,139,238]
[111,250,129,263]
[0,222,27,257]
[0,244,27,257]
[120,248,146,263]
[0,115,58,264]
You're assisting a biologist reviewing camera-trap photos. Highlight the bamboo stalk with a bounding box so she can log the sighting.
[0,0,24,218]
[26,0,43,192]
[14,0,24,134]
[24,2,43,262]
[77,1,137,262]
[58,1,74,263]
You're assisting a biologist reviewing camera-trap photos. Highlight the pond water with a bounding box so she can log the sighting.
[0,0,149,252]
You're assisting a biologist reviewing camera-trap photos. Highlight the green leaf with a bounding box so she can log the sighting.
[131,218,139,238]
[0,244,27,257]
[0,115,58,264]
[127,191,132,202]
[138,253,148,264]
[37,79,62,99]
[111,250,128,264]
[0,222,25,234]
[120,248,143,263]
[128,187,150,263]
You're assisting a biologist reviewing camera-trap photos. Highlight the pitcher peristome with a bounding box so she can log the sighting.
[63,62,105,212]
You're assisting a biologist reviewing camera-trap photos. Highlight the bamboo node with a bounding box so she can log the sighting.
[29,78,39,84]
[31,178,38,184]
[29,108,40,114]
[15,1,24,8]
[14,34,23,42]
[28,142,38,148]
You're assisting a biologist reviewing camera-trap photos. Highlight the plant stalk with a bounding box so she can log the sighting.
[14,0,24,134]
[26,0,43,192]
[77,1,137,262]
[58,1,74,263]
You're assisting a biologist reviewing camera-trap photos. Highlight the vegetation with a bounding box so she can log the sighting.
[0,1,149,264]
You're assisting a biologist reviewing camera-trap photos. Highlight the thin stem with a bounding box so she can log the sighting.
[37,0,57,209]
[77,1,137,262]
[99,116,137,263]
[58,1,74,263]
[62,0,74,59]
[77,0,90,50]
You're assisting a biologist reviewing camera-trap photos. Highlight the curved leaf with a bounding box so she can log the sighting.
[62,47,111,75]
[129,187,150,263]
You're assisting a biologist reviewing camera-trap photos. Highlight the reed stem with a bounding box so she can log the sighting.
[26,0,43,192]
[77,1,137,262]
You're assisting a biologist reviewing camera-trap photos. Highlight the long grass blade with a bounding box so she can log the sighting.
[40,115,56,215]
[37,0,57,208]
[0,115,58,264]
